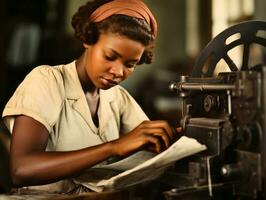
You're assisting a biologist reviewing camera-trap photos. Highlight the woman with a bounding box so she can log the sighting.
[2,0,181,193]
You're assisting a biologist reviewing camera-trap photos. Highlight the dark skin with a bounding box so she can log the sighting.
[10,32,182,187]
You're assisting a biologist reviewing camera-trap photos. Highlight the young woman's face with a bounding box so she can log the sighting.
[83,32,145,90]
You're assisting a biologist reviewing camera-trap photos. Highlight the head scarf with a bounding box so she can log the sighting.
[89,0,158,38]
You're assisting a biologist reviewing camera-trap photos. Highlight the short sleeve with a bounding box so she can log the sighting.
[2,66,65,133]
[116,86,149,134]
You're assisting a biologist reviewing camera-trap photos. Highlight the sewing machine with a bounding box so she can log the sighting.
[163,20,266,199]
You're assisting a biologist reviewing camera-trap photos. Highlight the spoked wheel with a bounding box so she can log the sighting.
[192,20,266,77]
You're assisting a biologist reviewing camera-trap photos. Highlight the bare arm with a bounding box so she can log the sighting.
[10,115,116,186]
[10,116,181,187]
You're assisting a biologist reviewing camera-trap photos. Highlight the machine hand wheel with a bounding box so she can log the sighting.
[192,20,266,77]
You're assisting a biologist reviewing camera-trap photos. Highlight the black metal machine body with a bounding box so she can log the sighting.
[164,21,266,199]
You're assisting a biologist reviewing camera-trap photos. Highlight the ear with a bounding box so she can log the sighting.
[83,43,90,49]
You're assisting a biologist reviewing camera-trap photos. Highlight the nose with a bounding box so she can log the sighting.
[109,62,124,78]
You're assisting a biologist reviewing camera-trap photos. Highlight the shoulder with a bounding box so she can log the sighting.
[2,64,68,132]
[21,64,68,97]
[26,64,64,86]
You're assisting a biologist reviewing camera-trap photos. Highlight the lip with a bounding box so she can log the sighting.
[100,78,119,87]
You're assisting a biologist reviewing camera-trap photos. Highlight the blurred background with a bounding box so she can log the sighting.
[1,0,266,194]
[0,0,266,132]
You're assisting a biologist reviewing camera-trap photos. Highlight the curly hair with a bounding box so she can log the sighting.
[71,0,155,65]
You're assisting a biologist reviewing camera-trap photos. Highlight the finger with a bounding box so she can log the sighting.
[155,121,174,141]
[144,121,175,142]
[143,128,171,148]
[173,127,183,140]
[146,135,162,153]
[175,127,183,133]
[152,132,170,149]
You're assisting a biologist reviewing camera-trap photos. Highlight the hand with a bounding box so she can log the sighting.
[146,126,182,153]
[111,120,182,157]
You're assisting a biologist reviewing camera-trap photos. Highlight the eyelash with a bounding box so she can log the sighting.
[126,63,137,69]
[104,54,137,69]
[105,55,116,61]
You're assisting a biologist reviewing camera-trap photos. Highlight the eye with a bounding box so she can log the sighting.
[104,54,116,61]
[125,63,137,69]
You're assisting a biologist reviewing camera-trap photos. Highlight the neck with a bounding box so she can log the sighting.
[76,51,98,95]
